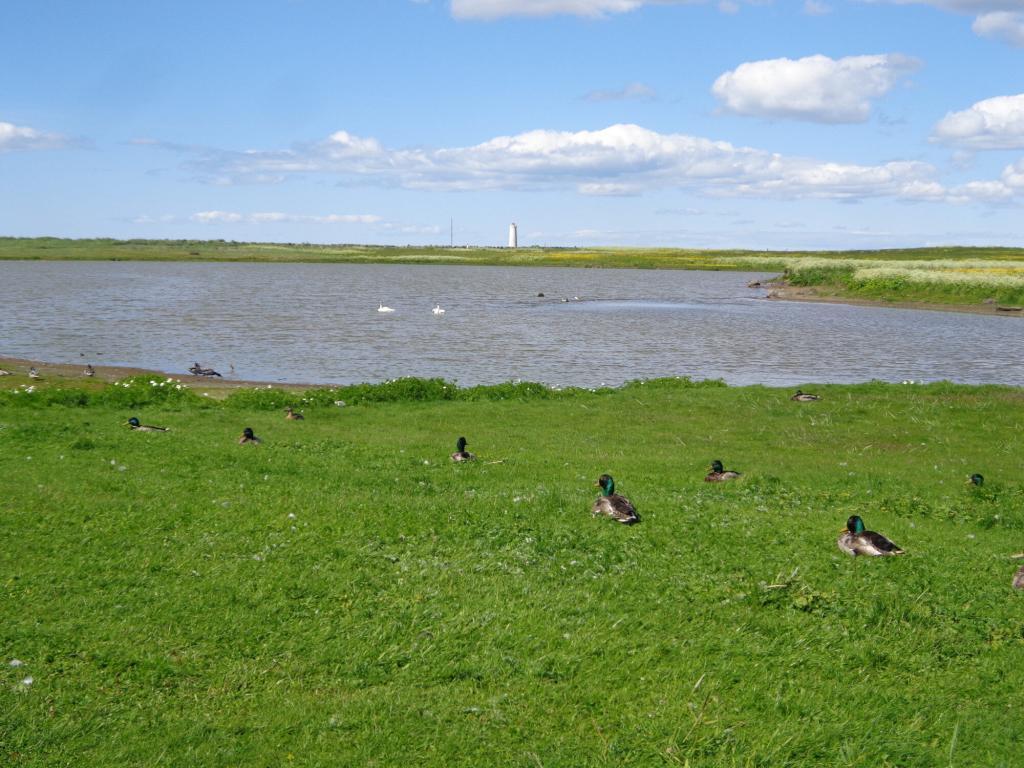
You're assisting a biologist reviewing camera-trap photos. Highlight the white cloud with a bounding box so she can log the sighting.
[583,82,657,102]
[449,0,711,19]
[191,211,382,224]
[972,11,1024,44]
[452,0,644,18]
[940,158,1024,203]
[162,123,951,203]
[869,0,1024,11]
[1003,157,1024,187]
[0,121,70,152]
[865,1,1024,44]
[803,0,831,14]
[711,54,920,123]
[932,94,1024,149]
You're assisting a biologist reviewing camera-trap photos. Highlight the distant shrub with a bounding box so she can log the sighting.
[92,375,204,408]
[222,386,299,410]
[619,376,727,391]
[341,377,456,404]
[461,381,556,401]
[0,386,91,408]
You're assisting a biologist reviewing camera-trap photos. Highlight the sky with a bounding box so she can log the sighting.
[2,0,1024,249]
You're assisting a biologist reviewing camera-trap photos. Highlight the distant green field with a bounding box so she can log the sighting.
[3,376,1024,766]
[5,237,1024,307]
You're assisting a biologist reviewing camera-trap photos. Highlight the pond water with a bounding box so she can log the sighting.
[1,260,1020,387]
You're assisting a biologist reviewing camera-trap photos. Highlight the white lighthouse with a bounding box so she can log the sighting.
[508,222,518,249]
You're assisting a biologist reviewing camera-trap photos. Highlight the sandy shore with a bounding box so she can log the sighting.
[0,355,321,392]
[763,284,1024,317]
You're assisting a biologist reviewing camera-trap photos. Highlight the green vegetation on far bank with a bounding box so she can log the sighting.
[774,256,1024,308]
[5,236,1024,309]
[3,375,1024,766]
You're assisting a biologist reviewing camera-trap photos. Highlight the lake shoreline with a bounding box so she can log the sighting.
[763,283,1023,317]
[0,355,321,395]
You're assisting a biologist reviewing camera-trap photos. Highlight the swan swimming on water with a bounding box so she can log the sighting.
[432,304,446,315]
[378,302,395,313]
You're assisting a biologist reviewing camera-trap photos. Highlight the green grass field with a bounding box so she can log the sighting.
[3,377,1024,766]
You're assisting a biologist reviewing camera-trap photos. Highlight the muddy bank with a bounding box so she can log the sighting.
[0,355,322,394]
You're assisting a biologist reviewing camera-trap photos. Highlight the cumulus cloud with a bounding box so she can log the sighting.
[867,0,1024,12]
[866,1,1024,44]
[452,0,644,18]
[972,11,1024,44]
[450,0,710,19]
[711,54,920,123]
[938,158,1024,203]
[191,211,382,224]
[803,0,832,14]
[151,123,955,203]
[0,121,71,152]
[583,82,657,102]
[932,93,1024,149]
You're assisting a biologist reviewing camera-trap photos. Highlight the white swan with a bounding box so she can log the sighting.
[432,304,446,315]
[377,302,395,313]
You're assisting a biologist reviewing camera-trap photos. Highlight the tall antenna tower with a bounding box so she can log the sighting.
[450,217,453,247]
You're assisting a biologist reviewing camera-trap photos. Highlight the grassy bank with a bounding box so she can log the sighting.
[767,256,1024,308]
[3,377,1024,766]
[0,237,775,270]
[5,237,1024,310]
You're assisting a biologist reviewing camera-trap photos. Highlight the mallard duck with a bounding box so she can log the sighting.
[188,362,222,377]
[1013,554,1024,590]
[84,364,95,377]
[704,460,741,482]
[284,407,304,421]
[432,304,446,315]
[790,389,822,402]
[126,417,169,432]
[450,436,475,462]
[592,474,639,525]
[238,427,261,445]
[837,515,905,557]
[28,367,40,380]
[967,473,984,486]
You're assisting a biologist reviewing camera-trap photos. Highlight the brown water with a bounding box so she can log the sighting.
[1,260,1019,387]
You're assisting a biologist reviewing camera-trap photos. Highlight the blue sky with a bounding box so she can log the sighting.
[2,0,1024,248]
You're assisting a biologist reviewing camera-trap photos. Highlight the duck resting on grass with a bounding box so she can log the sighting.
[28,367,41,380]
[790,389,822,402]
[284,407,304,420]
[126,417,169,433]
[238,427,261,445]
[1012,554,1024,590]
[837,515,905,557]
[84,364,95,377]
[705,460,741,482]
[450,437,475,462]
[967,473,984,487]
[592,474,639,525]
